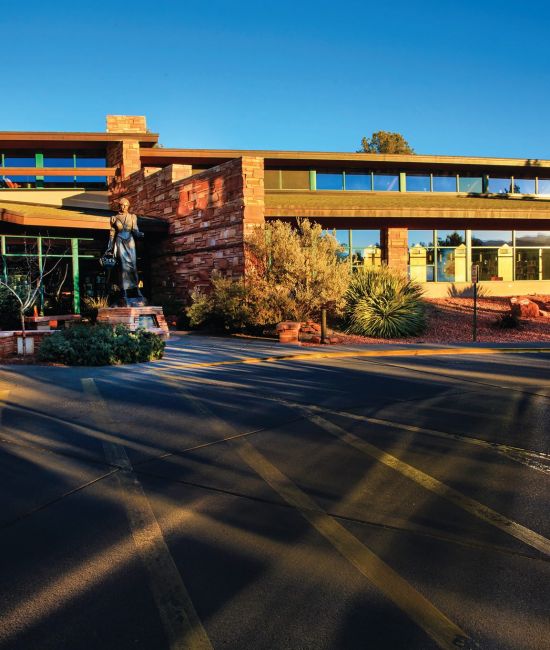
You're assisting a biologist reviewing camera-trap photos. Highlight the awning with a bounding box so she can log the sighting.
[0,201,167,232]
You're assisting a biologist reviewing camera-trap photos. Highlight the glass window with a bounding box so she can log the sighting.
[409,230,434,247]
[488,178,511,194]
[264,170,281,189]
[406,174,431,192]
[280,170,309,190]
[458,176,483,193]
[538,179,550,195]
[351,230,380,248]
[41,238,72,256]
[316,172,343,190]
[432,175,457,192]
[4,237,39,255]
[373,174,399,191]
[513,178,535,194]
[515,249,540,280]
[471,231,512,246]
[44,156,75,186]
[471,249,499,280]
[3,155,36,185]
[76,155,108,186]
[515,231,550,246]
[345,172,372,191]
[437,230,465,246]
[437,248,457,282]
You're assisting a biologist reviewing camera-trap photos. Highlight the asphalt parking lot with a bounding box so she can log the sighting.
[0,336,549,649]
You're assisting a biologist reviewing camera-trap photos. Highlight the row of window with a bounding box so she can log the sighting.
[266,169,550,195]
[0,153,108,188]
[330,229,550,282]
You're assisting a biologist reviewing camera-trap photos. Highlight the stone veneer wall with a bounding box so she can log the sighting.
[381,227,409,274]
[0,331,51,359]
[118,156,265,306]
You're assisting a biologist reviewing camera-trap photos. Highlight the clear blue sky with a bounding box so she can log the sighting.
[2,0,549,158]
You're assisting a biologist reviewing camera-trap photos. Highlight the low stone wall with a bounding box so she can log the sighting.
[0,331,52,359]
[421,280,550,298]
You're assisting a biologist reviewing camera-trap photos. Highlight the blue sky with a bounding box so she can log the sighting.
[2,0,549,158]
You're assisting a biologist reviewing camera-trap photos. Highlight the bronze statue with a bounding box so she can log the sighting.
[103,198,146,305]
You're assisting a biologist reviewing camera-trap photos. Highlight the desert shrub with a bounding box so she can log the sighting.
[187,275,254,332]
[343,266,426,338]
[0,286,21,330]
[493,311,522,329]
[82,295,110,323]
[38,324,165,365]
[187,219,351,331]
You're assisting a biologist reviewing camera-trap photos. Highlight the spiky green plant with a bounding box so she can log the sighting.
[343,266,426,338]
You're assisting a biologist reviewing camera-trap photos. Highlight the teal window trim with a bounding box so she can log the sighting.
[342,170,346,191]
[429,173,433,192]
[35,153,44,188]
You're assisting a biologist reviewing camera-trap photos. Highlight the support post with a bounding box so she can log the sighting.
[71,238,80,314]
[321,308,327,344]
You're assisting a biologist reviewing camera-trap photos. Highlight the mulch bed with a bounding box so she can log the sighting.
[324,295,550,345]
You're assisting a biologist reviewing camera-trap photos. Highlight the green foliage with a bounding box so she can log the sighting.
[343,266,426,338]
[187,276,254,332]
[0,286,21,329]
[493,311,522,330]
[358,131,414,154]
[38,324,165,366]
[82,295,110,323]
[186,219,351,331]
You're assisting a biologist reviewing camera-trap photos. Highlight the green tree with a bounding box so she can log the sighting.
[187,219,351,331]
[358,131,414,154]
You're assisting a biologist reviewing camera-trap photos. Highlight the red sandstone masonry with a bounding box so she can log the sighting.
[106,115,147,134]
[118,157,265,305]
[381,227,409,274]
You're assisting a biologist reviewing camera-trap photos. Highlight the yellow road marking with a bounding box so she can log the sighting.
[300,409,550,557]
[81,379,213,650]
[145,345,550,373]
[310,405,550,471]
[173,383,472,650]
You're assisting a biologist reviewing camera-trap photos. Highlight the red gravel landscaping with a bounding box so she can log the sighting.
[327,295,550,345]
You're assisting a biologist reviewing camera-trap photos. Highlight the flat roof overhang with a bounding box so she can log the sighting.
[139,148,550,174]
[0,202,167,232]
[0,131,159,151]
[265,191,550,224]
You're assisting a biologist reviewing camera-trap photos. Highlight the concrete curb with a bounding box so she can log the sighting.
[161,345,550,370]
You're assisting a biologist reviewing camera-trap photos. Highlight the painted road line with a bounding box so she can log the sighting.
[309,405,550,475]
[299,408,550,558]
[173,385,473,650]
[81,379,213,650]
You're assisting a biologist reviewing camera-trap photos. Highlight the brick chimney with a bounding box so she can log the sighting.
[106,115,147,134]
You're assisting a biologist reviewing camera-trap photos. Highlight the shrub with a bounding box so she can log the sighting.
[493,311,522,329]
[0,286,21,330]
[38,324,165,365]
[187,219,351,332]
[343,266,426,338]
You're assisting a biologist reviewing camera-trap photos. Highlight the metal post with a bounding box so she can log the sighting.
[473,282,477,342]
[321,308,327,344]
[71,238,80,314]
[37,236,44,315]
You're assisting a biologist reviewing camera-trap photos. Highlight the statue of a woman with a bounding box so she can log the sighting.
[104,198,145,304]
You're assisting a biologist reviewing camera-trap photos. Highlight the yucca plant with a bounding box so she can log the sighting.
[343,266,426,338]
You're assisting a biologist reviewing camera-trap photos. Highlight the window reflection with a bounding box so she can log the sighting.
[345,172,372,191]
[373,174,399,191]
[406,175,431,192]
[458,176,483,193]
[432,175,457,192]
[488,178,511,194]
[316,172,343,190]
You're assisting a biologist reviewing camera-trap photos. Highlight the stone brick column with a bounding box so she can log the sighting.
[105,115,148,205]
[381,227,409,275]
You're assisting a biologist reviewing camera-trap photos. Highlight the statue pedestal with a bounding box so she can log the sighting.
[97,306,169,339]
